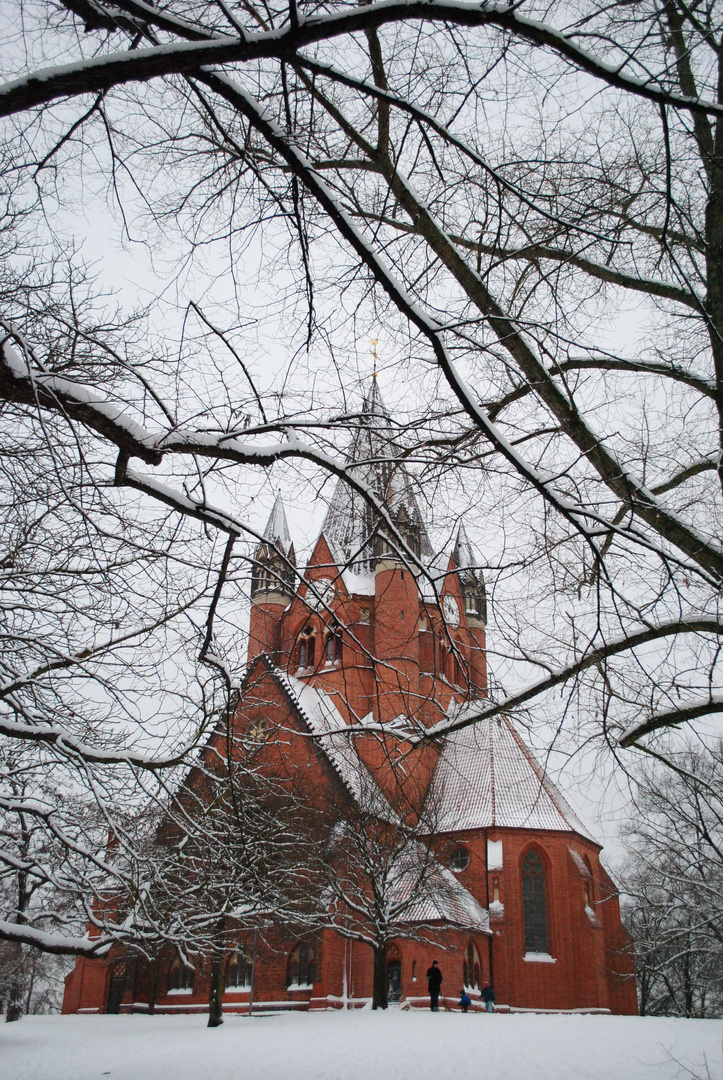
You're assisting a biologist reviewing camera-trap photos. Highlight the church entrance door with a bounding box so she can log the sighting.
[106,977,126,1014]
[387,960,402,1002]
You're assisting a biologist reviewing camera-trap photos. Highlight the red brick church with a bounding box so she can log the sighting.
[63,382,637,1016]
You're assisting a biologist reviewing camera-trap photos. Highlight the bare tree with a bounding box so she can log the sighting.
[622,742,723,1017]
[2,0,723,961]
[322,780,486,1010]
[115,717,329,1027]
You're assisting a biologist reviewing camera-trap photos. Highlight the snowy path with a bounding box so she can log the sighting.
[1,1011,721,1080]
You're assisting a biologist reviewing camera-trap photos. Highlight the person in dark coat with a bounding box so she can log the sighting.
[426,961,443,1011]
[481,983,495,1013]
[458,989,471,1013]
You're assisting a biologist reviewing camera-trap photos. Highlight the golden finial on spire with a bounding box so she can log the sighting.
[369,339,378,378]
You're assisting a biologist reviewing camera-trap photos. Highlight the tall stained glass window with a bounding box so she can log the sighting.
[522,850,548,953]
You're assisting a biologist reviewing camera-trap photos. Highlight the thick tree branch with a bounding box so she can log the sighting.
[4,2,723,121]
[620,697,723,748]
[411,618,723,743]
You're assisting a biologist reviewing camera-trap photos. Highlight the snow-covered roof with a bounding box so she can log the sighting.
[269,665,488,932]
[324,534,376,597]
[425,711,595,841]
[401,863,490,932]
[273,669,395,819]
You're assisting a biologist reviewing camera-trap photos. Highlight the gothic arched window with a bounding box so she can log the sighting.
[325,625,343,664]
[463,941,481,989]
[288,942,315,987]
[522,849,549,954]
[297,626,315,670]
[169,957,195,992]
[226,952,251,989]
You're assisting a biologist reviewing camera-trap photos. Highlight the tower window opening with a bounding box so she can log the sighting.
[298,626,316,670]
[325,625,343,665]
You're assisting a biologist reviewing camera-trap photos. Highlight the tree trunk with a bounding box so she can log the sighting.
[5,942,24,1022]
[207,956,224,1028]
[371,944,388,1011]
[683,947,693,1018]
[148,957,157,1017]
[24,951,37,1016]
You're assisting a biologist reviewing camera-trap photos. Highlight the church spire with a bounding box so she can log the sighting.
[321,380,431,574]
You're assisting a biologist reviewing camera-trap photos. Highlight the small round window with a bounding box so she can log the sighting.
[450,846,470,872]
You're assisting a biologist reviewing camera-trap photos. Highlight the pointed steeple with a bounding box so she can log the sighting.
[263,493,292,555]
[453,522,475,571]
[453,522,486,624]
[251,495,295,599]
[321,380,432,574]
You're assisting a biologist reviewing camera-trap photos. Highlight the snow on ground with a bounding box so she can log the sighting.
[2,1011,722,1080]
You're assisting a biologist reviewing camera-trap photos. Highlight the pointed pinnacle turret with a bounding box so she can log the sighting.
[251,494,296,600]
[263,493,292,555]
[453,522,475,571]
[453,521,487,625]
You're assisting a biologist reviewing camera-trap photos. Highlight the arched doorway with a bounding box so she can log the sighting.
[387,960,402,1002]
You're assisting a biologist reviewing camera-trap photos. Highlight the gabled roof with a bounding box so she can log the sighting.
[425,710,595,842]
[400,862,490,932]
[274,667,394,820]
[246,657,489,933]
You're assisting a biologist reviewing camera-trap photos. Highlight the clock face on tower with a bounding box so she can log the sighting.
[306,577,336,611]
[442,594,460,628]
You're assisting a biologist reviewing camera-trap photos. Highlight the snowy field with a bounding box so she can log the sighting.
[2,1011,722,1080]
